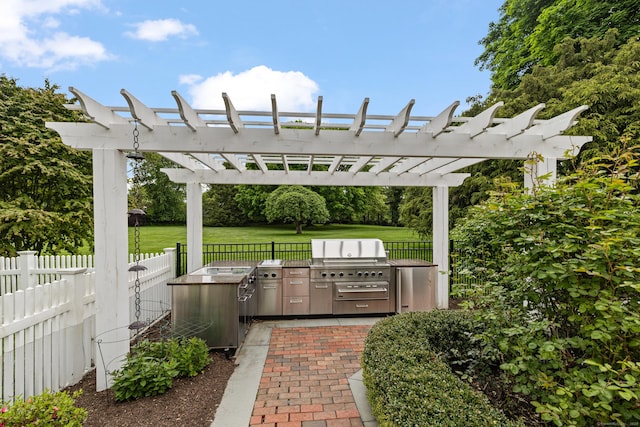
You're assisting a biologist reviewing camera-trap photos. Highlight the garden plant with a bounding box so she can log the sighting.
[111,337,210,402]
[452,143,640,425]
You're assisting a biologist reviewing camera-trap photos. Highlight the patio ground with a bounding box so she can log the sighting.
[213,317,382,427]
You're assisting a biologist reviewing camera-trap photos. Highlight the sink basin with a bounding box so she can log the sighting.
[190,266,253,276]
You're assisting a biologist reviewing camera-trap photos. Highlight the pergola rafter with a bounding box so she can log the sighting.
[47,88,592,392]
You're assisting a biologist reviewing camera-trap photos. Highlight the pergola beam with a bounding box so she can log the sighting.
[69,87,129,129]
[120,89,166,130]
[419,101,459,137]
[172,90,207,130]
[271,94,280,135]
[453,102,503,138]
[349,98,369,136]
[315,96,323,136]
[222,92,244,134]
[386,99,415,137]
[48,122,591,160]
[162,168,471,187]
[370,157,401,175]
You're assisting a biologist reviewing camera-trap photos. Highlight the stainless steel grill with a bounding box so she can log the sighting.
[309,239,394,315]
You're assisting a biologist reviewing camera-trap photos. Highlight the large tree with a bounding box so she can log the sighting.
[435,31,640,233]
[313,186,390,224]
[264,185,329,234]
[134,153,186,224]
[477,0,640,90]
[0,76,93,256]
[202,184,248,226]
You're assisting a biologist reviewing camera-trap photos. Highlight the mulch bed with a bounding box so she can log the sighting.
[67,351,235,427]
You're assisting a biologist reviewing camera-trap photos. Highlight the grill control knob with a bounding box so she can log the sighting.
[339,272,344,277]
[357,271,363,277]
[271,273,277,278]
[330,272,336,277]
[364,272,369,276]
[263,273,269,278]
[322,272,327,277]
[378,271,383,276]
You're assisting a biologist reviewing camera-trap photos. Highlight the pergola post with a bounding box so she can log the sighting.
[186,182,203,273]
[432,186,449,309]
[92,149,130,391]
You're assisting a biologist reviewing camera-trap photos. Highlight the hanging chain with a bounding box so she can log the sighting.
[129,119,145,329]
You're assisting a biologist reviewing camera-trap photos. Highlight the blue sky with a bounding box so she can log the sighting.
[0,0,503,117]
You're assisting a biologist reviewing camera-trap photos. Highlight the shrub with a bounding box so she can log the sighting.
[111,355,178,402]
[173,337,210,377]
[362,311,521,426]
[0,389,87,426]
[451,145,640,425]
[111,337,210,401]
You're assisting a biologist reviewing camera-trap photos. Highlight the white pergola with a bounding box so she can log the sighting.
[47,88,591,390]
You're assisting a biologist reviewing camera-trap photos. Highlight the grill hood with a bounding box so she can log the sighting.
[311,238,387,264]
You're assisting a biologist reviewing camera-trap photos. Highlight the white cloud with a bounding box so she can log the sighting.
[0,0,111,69]
[179,74,203,86]
[126,19,198,42]
[183,65,319,111]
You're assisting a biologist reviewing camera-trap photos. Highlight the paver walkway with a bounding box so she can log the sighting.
[249,325,372,427]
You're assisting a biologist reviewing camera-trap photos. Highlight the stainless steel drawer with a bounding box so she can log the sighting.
[332,299,391,315]
[283,277,309,297]
[283,296,310,315]
[283,267,309,278]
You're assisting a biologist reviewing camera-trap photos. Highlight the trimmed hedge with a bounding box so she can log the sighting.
[362,311,522,426]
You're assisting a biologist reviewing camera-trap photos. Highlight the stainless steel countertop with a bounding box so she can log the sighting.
[168,273,248,285]
[390,259,437,267]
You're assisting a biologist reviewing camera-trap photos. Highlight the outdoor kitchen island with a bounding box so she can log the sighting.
[168,265,257,352]
[169,239,437,351]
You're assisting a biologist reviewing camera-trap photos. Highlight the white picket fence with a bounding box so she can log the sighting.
[0,252,95,296]
[0,249,176,403]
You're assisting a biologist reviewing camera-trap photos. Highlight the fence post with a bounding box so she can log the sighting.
[175,243,182,277]
[59,268,88,386]
[164,248,177,279]
[18,251,37,290]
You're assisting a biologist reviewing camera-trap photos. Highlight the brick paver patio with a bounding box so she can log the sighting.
[249,325,372,427]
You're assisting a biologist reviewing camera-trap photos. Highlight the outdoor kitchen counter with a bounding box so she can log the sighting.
[391,259,437,267]
[168,272,248,285]
[283,260,311,268]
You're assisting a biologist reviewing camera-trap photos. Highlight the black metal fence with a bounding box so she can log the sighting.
[176,241,435,276]
[175,241,473,290]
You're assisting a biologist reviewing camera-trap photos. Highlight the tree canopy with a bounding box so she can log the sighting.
[434,29,640,231]
[264,185,329,234]
[477,0,640,90]
[134,153,186,224]
[202,184,248,227]
[0,76,93,256]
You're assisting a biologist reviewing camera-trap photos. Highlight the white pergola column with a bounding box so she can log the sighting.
[92,149,129,391]
[432,186,449,309]
[186,182,203,273]
[524,157,557,190]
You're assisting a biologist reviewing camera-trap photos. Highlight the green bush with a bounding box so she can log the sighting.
[451,145,640,425]
[172,337,210,377]
[362,311,521,426]
[0,389,87,426]
[111,337,210,401]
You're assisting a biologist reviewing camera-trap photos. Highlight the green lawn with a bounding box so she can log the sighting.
[129,224,422,254]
